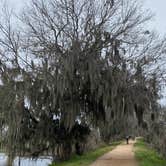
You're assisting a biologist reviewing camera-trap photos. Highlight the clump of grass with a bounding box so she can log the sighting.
[134,138,166,166]
[50,141,121,166]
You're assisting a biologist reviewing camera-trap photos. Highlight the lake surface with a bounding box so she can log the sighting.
[0,153,52,166]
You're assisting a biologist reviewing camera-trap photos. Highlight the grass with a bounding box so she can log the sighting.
[134,138,166,166]
[50,141,121,166]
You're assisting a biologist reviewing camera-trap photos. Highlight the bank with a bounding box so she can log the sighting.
[50,141,121,166]
[134,138,166,166]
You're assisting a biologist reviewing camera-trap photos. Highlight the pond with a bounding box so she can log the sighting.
[0,153,52,166]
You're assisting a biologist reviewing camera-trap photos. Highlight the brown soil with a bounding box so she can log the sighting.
[90,140,138,166]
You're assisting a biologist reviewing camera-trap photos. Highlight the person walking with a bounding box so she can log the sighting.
[126,136,129,144]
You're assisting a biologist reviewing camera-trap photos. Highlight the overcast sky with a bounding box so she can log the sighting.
[144,0,166,35]
[7,0,166,34]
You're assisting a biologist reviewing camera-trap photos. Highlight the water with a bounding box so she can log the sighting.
[0,153,52,166]
[0,153,7,166]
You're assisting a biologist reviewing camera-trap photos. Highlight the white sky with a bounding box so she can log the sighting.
[7,0,166,34]
[144,0,166,35]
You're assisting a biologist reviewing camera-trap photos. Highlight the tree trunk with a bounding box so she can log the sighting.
[57,143,72,161]
[7,152,14,166]
[75,142,84,155]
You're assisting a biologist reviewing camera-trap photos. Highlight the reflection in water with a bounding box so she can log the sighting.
[0,153,52,166]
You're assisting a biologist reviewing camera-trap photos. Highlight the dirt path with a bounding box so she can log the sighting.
[90,140,138,166]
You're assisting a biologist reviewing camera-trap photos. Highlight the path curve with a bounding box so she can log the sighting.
[90,140,138,166]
